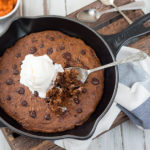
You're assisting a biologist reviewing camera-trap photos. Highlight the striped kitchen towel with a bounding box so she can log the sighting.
[116,46,150,129]
[55,46,150,150]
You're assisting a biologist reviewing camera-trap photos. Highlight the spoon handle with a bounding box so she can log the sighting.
[96,1,144,20]
[112,3,133,24]
[88,52,147,74]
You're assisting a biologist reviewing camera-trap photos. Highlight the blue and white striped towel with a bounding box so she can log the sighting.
[54,46,150,150]
[116,46,150,129]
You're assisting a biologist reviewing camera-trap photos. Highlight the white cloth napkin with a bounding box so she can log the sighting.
[54,46,150,150]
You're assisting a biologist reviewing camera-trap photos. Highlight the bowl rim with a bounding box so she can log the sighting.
[0,0,20,20]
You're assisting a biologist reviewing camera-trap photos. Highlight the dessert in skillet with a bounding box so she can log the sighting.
[0,30,104,133]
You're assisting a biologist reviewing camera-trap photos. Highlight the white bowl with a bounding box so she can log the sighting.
[0,0,20,20]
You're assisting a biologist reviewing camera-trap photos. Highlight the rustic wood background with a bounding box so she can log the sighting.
[1,0,150,150]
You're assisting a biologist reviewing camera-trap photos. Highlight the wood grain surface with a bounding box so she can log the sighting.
[1,0,150,150]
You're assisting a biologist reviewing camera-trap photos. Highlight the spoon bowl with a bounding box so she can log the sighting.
[76,9,98,22]
[76,1,144,22]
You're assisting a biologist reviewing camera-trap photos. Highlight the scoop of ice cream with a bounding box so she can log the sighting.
[20,54,64,98]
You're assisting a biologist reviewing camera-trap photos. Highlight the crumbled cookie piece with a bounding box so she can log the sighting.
[46,69,84,115]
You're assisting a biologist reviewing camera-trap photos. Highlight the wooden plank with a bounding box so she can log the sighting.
[68,0,134,28]
[22,0,44,16]
[2,128,64,150]
[97,10,144,34]
[93,112,128,139]
[43,0,48,15]
[121,121,145,150]
[47,0,66,16]
[17,0,23,16]
[66,0,96,15]
[144,130,150,150]
[130,34,150,55]
[89,126,123,150]
[0,129,11,150]
[110,112,128,128]
[30,140,64,150]
[11,136,42,150]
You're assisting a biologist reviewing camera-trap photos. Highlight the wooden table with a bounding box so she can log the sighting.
[1,0,150,149]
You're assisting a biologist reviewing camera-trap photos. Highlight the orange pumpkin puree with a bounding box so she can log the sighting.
[0,0,17,17]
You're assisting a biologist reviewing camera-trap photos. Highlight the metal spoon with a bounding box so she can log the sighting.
[66,52,147,83]
[77,1,144,22]
[100,0,133,24]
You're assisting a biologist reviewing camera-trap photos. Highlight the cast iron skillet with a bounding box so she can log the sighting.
[0,13,150,140]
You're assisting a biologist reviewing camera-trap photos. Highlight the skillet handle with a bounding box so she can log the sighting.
[100,13,150,57]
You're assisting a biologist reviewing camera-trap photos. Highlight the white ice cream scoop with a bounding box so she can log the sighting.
[20,54,64,98]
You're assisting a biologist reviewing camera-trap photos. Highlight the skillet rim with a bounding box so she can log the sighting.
[0,15,118,140]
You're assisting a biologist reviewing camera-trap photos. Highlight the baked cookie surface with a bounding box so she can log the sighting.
[0,30,104,133]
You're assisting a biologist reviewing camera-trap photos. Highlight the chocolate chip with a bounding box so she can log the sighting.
[44,114,51,120]
[12,64,17,69]
[76,90,80,96]
[21,100,27,106]
[6,95,11,101]
[74,98,79,104]
[63,52,72,61]
[34,91,38,97]
[46,35,55,41]
[32,38,37,43]
[29,47,37,54]
[47,48,53,55]
[46,35,50,39]
[82,88,87,93]
[16,87,25,94]
[49,37,54,41]
[90,49,96,58]
[91,78,100,85]
[16,53,21,58]
[6,79,13,85]
[75,58,80,64]
[13,70,19,75]
[77,108,82,113]
[65,61,70,68]
[80,50,86,55]
[65,64,70,68]
[44,97,49,101]
[29,111,36,118]
[44,97,50,103]
[40,43,44,48]
[72,86,79,90]
[60,45,65,50]
[20,62,23,65]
